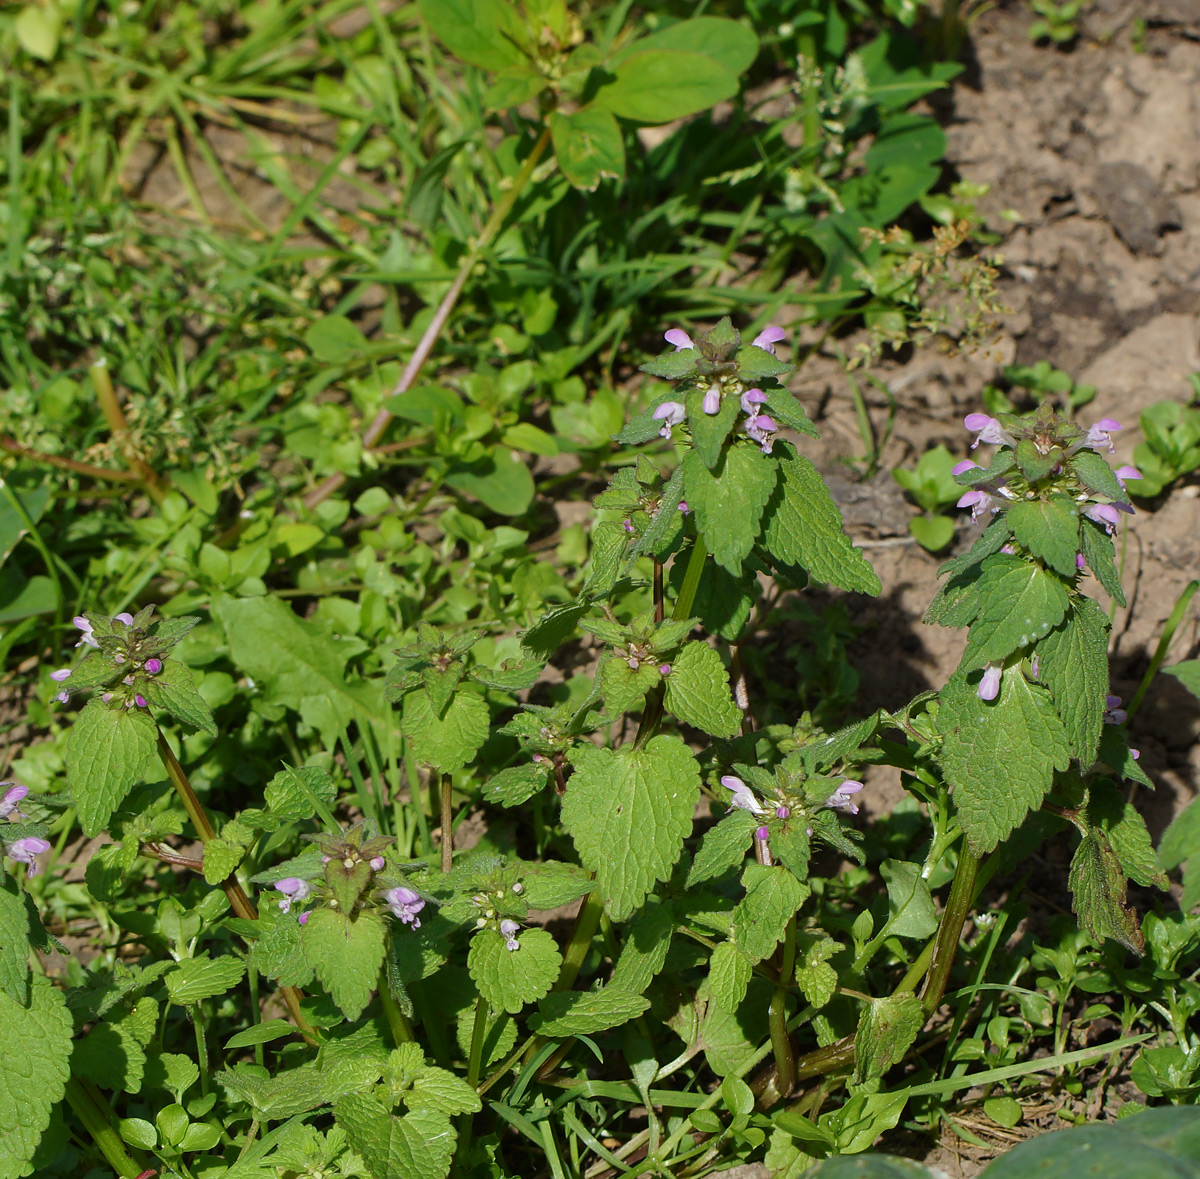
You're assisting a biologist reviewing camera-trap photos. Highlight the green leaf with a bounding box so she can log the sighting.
[301,909,386,1020]
[482,762,552,808]
[763,454,881,595]
[305,316,367,363]
[1037,599,1109,764]
[213,595,382,747]
[683,445,778,576]
[1071,449,1130,505]
[467,927,561,1014]
[583,520,628,599]
[1005,496,1080,577]
[401,689,488,772]
[563,736,700,920]
[336,1093,457,1179]
[14,4,62,60]
[634,464,686,563]
[670,555,756,641]
[530,988,650,1036]
[762,390,817,437]
[202,838,245,886]
[418,0,526,71]
[602,657,659,717]
[549,108,625,191]
[686,809,757,887]
[263,765,338,825]
[938,670,1071,854]
[937,516,1013,580]
[139,661,217,735]
[687,387,741,470]
[73,1022,146,1094]
[250,911,313,988]
[0,881,29,1006]
[593,50,740,123]
[166,954,246,1005]
[1079,517,1126,606]
[1159,796,1200,873]
[663,641,741,738]
[444,450,535,517]
[609,903,674,995]
[1097,725,1153,787]
[794,936,839,1009]
[708,940,752,1012]
[224,1019,295,1051]
[1088,781,1166,890]
[909,515,955,552]
[636,353,699,382]
[609,16,758,77]
[65,700,157,837]
[962,555,1069,669]
[879,860,937,939]
[732,864,809,964]
[405,1059,482,1117]
[520,603,588,659]
[0,977,72,1179]
[853,992,924,1089]
[1069,829,1143,953]
[1163,659,1200,700]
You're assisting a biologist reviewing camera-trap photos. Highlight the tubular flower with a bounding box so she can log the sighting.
[745,413,779,454]
[499,918,521,951]
[702,383,722,415]
[664,328,694,351]
[386,885,426,929]
[652,400,686,440]
[0,783,28,820]
[1115,465,1142,488]
[952,458,981,476]
[1085,418,1122,453]
[144,658,163,675]
[740,387,768,415]
[73,616,99,648]
[1104,695,1127,725]
[751,325,787,354]
[964,413,1016,449]
[274,877,312,915]
[825,780,864,815]
[720,775,765,815]
[978,664,1002,701]
[1084,502,1122,535]
[6,836,50,878]
[957,488,1000,523]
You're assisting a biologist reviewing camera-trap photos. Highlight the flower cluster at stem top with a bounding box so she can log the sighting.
[49,611,169,709]
[721,772,864,846]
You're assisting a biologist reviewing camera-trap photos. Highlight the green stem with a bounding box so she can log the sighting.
[64,1077,145,1179]
[194,1003,210,1097]
[304,126,554,509]
[769,917,798,1097]
[455,997,490,1176]
[796,30,822,149]
[554,890,604,994]
[921,845,980,1017]
[378,968,416,1046]
[155,731,318,1046]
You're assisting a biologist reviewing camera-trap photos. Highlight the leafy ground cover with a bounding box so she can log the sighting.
[1,2,1199,1178]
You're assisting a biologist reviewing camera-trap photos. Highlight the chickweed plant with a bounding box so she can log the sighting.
[2,3,1198,1179]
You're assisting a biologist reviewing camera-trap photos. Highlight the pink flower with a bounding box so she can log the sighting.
[658,663,671,676]
[499,918,521,951]
[720,775,765,815]
[952,459,981,476]
[964,414,1015,449]
[825,780,864,815]
[652,400,686,440]
[740,388,768,415]
[6,836,50,878]
[370,856,385,871]
[751,326,786,355]
[274,877,311,914]
[73,616,98,648]
[755,825,770,841]
[113,612,135,627]
[50,669,71,682]
[1076,552,1086,570]
[1085,418,1122,453]
[144,658,163,675]
[776,805,790,820]
[1085,503,1122,534]
[746,414,779,454]
[978,664,1002,701]
[702,383,722,415]
[0,783,28,820]
[386,885,425,929]
[1104,695,1127,725]
[1115,465,1142,487]
[957,488,999,523]
[664,328,694,351]
[678,501,689,513]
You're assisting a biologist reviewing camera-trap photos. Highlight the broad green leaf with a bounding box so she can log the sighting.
[72,1022,146,1094]
[301,909,386,1020]
[501,422,560,456]
[467,927,561,1014]
[909,515,955,552]
[593,50,740,123]
[166,954,246,1005]
[1069,829,1143,953]
[763,454,880,594]
[936,516,1013,580]
[698,975,771,1077]
[1005,496,1080,577]
[672,558,756,641]
[336,1093,457,1179]
[520,602,588,659]
[549,108,625,191]
[683,445,778,576]
[686,809,757,887]
[602,657,658,717]
[1097,725,1153,788]
[1071,449,1130,505]
[635,353,699,383]
[584,519,628,598]
[65,700,157,837]
[224,1020,295,1051]
[213,595,382,747]
[482,762,552,808]
[1079,517,1126,606]
[1088,782,1166,889]
[762,390,817,437]
[250,911,313,988]
[609,902,674,995]
[663,640,741,737]
[563,736,700,920]
[418,0,526,71]
[405,1060,482,1117]
[140,661,217,735]
[202,838,245,886]
[0,977,72,1179]
[444,450,535,516]
[530,988,650,1036]
[708,940,752,1012]
[794,935,839,1008]
[304,316,367,363]
[1037,599,1109,765]
[879,860,937,939]
[962,555,1069,669]
[14,5,61,60]
[401,689,488,772]
[0,881,29,1006]
[938,671,1071,854]
[686,386,741,470]
[609,16,758,76]
[1163,659,1200,700]
[732,864,809,964]
[262,764,337,825]
[853,992,923,1089]
[1159,796,1200,873]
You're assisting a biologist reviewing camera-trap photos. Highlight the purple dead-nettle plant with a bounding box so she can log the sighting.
[1085,417,1123,453]
[0,783,27,820]
[653,401,686,439]
[6,835,51,878]
[664,327,694,351]
[978,664,1003,702]
[825,779,865,814]
[386,885,426,929]
[751,325,787,354]
[1104,695,1128,725]
[274,877,312,915]
[964,413,1016,449]
[499,918,521,951]
[721,774,766,815]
